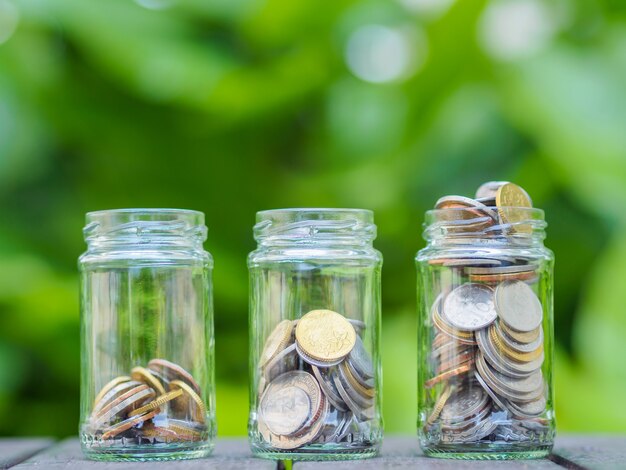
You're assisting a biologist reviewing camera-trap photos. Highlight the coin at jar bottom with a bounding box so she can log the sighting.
[332,371,374,422]
[101,409,159,440]
[311,365,348,412]
[169,380,207,424]
[93,376,131,408]
[258,396,329,450]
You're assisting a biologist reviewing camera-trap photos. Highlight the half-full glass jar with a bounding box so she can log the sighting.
[248,209,383,460]
[79,209,216,461]
[416,205,555,459]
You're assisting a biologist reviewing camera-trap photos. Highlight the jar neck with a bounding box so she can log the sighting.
[83,209,207,251]
[422,207,547,248]
[254,208,376,248]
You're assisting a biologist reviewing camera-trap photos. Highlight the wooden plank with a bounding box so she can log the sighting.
[552,434,626,470]
[0,438,54,469]
[293,436,562,469]
[11,438,274,470]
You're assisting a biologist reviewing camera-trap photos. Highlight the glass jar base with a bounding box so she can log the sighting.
[251,443,380,461]
[81,442,214,462]
[422,444,552,460]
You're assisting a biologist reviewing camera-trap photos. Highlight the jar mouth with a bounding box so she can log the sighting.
[84,208,207,242]
[423,207,546,242]
[254,208,376,242]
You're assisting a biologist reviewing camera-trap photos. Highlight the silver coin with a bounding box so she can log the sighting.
[440,386,489,424]
[477,356,544,402]
[495,280,543,332]
[473,355,512,412]
[476,327,543,377]
[92,386,155,428]
[347,336,374,381]
[435,196,498,220]
[475,196,496,206]
[259,371,320,436]
[443,284,497,331]
[465,264,538,275]
[508,395,546,418]
[332,371,374,422]
[311,365,348,412]
[348,319,366,333]
[431,258,503,268]
[263,343,298,381]
[475,181,509,199]
[335,364,374,409]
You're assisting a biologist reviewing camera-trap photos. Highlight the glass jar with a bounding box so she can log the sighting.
[248,209,383,460]
[79,209,216,461]
[416,203,555,459]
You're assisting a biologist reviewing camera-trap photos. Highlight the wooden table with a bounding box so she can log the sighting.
[1,436,623,469]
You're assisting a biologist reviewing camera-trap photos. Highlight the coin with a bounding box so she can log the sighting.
[295,309,356,362]
[166,419,207,442]
[465,264,538,275]
[260,320,293,367]
[92,384,155,428]
[131,366,166,396]
[259,396,329,450]
[295,341,343,368]
[148,359,202,395]
[265,343,299,380]
[259,371,322,436]
[311,365,348,412]
[92,380,142,415]
[427,385,453,425]
[346,336,374,382]
[424,363,473,389]
[128,388,183,417]
[495,280,543,332]
[489,326,544,362]
[101,409,158,440]
[443,284,497,331]
[169,379,206,424]
[500,322,541,343]
[495,183,533,234]
[333,371,374,421]
[93,376,131,408]
[440,387,489,424]
[475,181,509,199]
[494,321,543,354]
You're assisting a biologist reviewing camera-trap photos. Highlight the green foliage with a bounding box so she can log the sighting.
[1,0,625,436]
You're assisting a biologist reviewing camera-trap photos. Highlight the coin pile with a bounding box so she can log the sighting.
[86,359,208,445]
[423,182,549,444]
[257,309,376,450]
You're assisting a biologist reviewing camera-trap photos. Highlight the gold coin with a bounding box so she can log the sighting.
[93,376,131,408]
[170,379,206,424]
[168,423,204,441]
[295,309,356,362]
[101,409,158,440]
[259,320,293,367]
[427,385,454,424]
[131,366,166,396]
[148,358,202,395]
[425,363,473,389]
[496,183,533,234]
[128,388,183,417]
[489,326,543,362]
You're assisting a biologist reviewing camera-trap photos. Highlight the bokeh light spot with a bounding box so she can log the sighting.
[0,0,19,45]
[478,0,558,61]
[135,0,175,11]
[345,24,424,84]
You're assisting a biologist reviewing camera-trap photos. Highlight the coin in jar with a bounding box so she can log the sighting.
[495,280,543,332]
[443,283,497,331]
[295,309,356,362]
[169,379,206,424]
[147,359,202,395]
[259,320,293,367]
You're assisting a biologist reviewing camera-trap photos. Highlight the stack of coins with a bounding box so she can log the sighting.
[86,359,208,445]
[257,309,375,450]
[423,182,549,444]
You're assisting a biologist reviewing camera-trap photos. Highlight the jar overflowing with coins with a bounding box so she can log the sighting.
[416,182,555,459]
[248,209,383,460]
[79,209,216,461]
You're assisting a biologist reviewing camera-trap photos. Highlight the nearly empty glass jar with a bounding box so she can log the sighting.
[416,183,555,459]
[248,209,383,460]
[79,209,216,461]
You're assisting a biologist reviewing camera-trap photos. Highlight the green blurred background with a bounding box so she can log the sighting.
[1,0,625,437]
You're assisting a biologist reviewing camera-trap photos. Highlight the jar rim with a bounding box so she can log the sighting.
[423,207,546,243]
[254,208,375,242]
[84,208,206,243]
